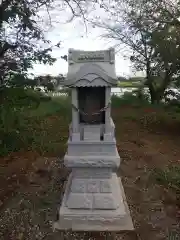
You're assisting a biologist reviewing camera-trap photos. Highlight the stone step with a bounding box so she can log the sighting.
[65,173,124,210]
[67,141,118,156]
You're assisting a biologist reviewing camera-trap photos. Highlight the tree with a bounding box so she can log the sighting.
[34,73,66,91]
[95,0,180,103]
[54,74,66,87]
[0,0,97,87]
[129,0,180,27]
[46,82,54,91]
[0,0,58,86]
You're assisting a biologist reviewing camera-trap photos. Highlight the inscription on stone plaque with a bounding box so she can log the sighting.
[78,52,105,61]
[69,49,114,63]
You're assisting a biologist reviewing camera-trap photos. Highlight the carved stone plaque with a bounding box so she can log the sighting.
[68,48,115,64]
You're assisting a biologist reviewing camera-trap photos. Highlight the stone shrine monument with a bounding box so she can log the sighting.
[55,48,134,232]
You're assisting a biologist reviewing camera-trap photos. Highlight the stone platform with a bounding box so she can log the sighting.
[54,176,134,231]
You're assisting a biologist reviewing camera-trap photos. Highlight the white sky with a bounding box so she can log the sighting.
[30,3,136,78]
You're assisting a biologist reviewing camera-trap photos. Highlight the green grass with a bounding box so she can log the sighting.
[153,166,180,193]
[28,95,71,117]
[0,91,71,157]
[25,95,71,156]
[117,81,141,88]
[111,92,150,108]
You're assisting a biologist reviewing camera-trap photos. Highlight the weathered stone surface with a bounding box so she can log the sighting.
[83,125,101,141]
[93,193,118,210]
[55,178,134,231]
[64,154,120,168]
[66,193,93,209]
[100,180,112,193]
[87,180,100,193]
[69,178,113,194]
[72,168,112,179]
[67,140,118,156]
[63,173,124,211]
[70,179,87,193]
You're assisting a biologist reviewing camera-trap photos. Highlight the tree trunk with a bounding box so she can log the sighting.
[146,78,158,104]
[149,85,164,104]
[147,71,172,104]
[145,63,159,104]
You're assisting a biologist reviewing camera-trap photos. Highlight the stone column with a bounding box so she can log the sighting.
[71,88,80,141]
[104,87,112,141]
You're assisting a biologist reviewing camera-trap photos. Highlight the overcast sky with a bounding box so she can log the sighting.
[30,3,136,78]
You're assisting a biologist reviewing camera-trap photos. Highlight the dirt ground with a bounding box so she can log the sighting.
[0,107,180,240]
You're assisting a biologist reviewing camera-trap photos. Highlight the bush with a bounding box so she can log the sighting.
[111,95,123,107]
[0,87,43,110]
[0,87,49,156]
[39,95,52,102]
[0,87,71,156]
[58,87,71,96]
[111,91,150,108]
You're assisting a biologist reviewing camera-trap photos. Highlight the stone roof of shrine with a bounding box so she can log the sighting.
[64,63,117,87]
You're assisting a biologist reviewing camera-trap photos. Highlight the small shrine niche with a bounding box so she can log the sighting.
[78,87,105,124]
[64,48,118,142]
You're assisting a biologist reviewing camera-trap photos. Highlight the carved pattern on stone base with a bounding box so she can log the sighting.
[63,173,124,210]
[55,177,134,231]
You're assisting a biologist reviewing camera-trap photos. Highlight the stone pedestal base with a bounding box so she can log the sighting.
[54,175,134,232]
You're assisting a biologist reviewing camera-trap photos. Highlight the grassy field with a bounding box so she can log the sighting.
[117,81,141,88]
[25,96,71,156]
[0,95,180,240]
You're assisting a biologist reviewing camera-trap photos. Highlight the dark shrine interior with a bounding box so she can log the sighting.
[78,87,105,124]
